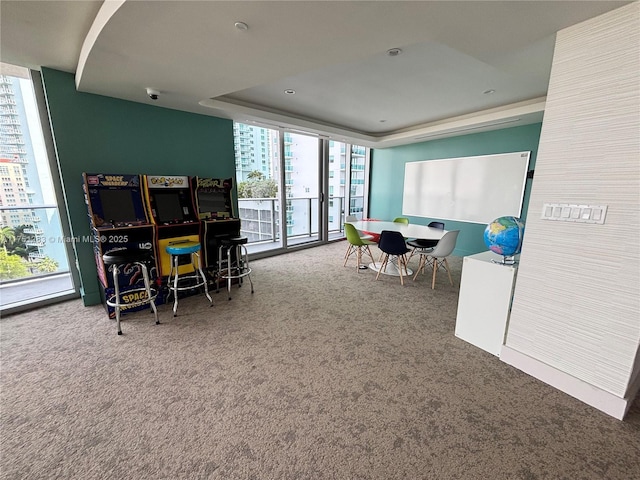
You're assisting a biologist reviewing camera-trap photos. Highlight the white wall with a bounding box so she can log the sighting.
[502,3,640,419]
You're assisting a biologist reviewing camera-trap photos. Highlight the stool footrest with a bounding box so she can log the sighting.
[219,268,252,281]
[167,275,208,292]
[106,287,158,309]
[216,240,254,300]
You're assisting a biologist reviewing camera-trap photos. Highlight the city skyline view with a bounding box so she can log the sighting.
[233,122,368,247]
[0,64,69,282]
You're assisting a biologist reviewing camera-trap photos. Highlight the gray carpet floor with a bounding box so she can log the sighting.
[1,241,639,480]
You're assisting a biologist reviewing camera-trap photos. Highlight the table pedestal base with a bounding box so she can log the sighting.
[368,261,413,277]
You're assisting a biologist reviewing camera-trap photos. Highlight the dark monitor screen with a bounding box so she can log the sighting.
[198,191,228,213]
[98,189,137,223]
[154,191,185,223]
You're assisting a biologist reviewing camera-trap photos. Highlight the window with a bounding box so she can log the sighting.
[232,122,369,250]
[0,65,77,313]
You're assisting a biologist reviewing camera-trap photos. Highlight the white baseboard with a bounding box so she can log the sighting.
[500,346,632,420]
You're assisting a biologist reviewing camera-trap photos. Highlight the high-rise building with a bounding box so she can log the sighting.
[0,73,66,269]
[233,123,274,182]
[347,144,367,216]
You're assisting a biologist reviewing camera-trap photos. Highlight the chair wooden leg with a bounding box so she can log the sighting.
[413,255,421,280]
[431,257,438,289]
[356,246,362,270]
[444,257,453,285]
[423,256,431,276]
[376,254,388,280]
[364,245,375,265]
[398,254,406,285]
[413,254,426,280]
[344,244,355,266]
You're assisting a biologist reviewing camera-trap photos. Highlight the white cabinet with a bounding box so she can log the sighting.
[455,251,518,356]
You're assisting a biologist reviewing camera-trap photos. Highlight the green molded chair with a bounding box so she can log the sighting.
[345,215,374,241]
[393,217,410,225]
[344,223,376,271]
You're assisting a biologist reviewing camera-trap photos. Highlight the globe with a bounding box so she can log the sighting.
[483,216,525,258]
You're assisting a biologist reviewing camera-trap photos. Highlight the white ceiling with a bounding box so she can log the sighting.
[0,0,631,148]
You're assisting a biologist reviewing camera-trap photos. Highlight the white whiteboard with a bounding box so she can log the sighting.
[402,151,530,224]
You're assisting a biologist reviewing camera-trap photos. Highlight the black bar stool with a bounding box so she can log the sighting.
[102,248,159,335]
[216,236,254,300]
[165,240,212,316]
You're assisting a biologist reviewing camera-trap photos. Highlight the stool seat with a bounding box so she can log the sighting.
[220,236,248,246]
[103,248,153,265]
[166,241,201,255]
[407,238,437,248]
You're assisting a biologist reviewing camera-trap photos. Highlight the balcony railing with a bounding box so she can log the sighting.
[25,239,45,247]
[0,205,71,290]
[237,196,363,246]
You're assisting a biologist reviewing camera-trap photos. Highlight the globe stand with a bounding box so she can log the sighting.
[492,255,517,266]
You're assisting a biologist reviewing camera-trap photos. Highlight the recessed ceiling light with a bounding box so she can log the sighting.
[483,89,496,95]
[235,21,249,31]
[284,89,296,95]
[386,48,402,57]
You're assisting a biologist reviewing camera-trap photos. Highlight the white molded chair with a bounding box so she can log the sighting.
[413,230,460,289]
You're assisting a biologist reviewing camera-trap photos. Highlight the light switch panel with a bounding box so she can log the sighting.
[545,205,553,217]
[570,207,581,219]
[541,203,608,224]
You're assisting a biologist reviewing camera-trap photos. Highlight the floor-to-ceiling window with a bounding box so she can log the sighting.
[0,64,77,314]
[233,122,370,256]
[234,123,283,253]
[282,131,321,247]
[328,141,370,232]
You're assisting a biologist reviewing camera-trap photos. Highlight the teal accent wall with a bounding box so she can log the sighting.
[41,68,235,306]
[369,123,542,256]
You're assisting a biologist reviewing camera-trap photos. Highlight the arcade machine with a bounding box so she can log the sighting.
[143,175,201,281]
[82,173,161,317]
[191,177,241,274]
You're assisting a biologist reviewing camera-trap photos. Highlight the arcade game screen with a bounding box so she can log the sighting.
[98,189,138,224]
[198,191,229,215]
[154,191,186,223]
